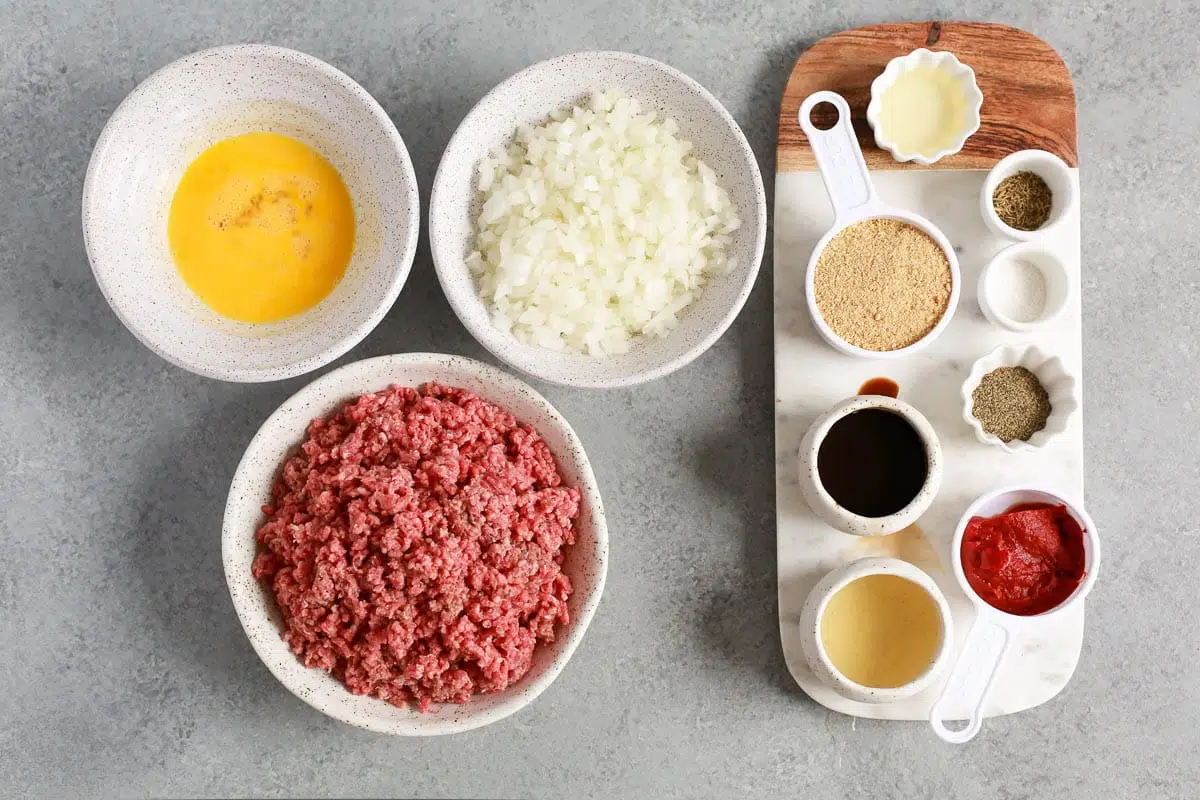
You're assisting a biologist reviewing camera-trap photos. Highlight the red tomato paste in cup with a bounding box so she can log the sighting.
[960,503,1086,616]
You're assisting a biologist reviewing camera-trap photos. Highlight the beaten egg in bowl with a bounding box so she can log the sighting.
[168,132,356,323]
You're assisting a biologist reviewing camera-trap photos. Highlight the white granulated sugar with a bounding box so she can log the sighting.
[467,90,741,356]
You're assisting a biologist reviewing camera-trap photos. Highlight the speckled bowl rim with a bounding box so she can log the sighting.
[222,353,609,735]
[797,395,944,536]
[81,44,421,383]
[428,50,767,389]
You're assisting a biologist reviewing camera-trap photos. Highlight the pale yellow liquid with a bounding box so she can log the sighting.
[819,574,942,688]
[877,67,969,157]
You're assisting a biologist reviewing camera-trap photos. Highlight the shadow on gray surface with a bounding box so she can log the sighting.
[327,56,503,370]
[122,390,288,704]
[686,37,818,704]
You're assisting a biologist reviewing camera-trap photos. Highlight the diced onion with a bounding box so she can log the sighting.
[470,90,741,357]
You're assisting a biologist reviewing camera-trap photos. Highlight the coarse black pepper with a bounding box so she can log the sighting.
[971,366,1052,442]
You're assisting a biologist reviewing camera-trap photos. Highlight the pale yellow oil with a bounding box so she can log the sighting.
[877,66,969,158]
[819,574,942,688]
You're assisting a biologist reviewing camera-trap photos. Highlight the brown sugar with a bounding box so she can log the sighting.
[813,219,953,351]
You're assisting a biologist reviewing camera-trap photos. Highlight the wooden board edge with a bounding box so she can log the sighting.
[776,21,1078,172]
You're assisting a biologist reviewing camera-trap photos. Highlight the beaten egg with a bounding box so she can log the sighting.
[168,132,355,323]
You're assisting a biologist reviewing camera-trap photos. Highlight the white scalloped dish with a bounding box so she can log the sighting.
[867,48,983,165]
[961,344,1078,453]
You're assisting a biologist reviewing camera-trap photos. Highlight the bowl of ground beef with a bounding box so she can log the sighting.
[222,353,608,735]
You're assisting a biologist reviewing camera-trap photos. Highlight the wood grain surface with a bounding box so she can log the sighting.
[778,21,1077,172]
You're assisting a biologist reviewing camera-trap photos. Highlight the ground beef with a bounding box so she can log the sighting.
[252,382,579,711]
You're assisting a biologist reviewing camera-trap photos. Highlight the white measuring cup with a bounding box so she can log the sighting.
[929,486,1101,743]
[798,91,961,358]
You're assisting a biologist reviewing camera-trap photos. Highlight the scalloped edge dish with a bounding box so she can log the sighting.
[961,344,1079,453]
[867,48,983,165]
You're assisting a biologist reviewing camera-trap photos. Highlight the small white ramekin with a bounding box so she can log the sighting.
[961,344,1079,453]
[980,149,1076,240]
[798,395,943,536]
[977,242,1071,332]
[800,557,954,704]
[867,48,983,165]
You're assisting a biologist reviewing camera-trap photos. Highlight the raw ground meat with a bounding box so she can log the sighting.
[252,382,580,711]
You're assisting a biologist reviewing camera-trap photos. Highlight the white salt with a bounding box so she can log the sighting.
[988,258,1047,323]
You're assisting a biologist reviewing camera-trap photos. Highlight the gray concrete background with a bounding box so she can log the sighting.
[1,0,1197,797]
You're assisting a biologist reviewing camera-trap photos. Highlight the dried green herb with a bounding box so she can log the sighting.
[992,171,1053,231]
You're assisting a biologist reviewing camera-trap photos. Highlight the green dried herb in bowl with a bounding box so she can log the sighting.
[992,171,1053,232]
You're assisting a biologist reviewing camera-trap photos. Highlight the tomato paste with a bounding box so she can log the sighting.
[960,503,1086,616]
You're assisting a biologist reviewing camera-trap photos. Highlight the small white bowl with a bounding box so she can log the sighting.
[429,51,767,389]
[867,48,983,165]
[83,45,420,382]
[980,149,1076,240]
[799,557,954,704]
[222,353,608,735]
[798,395,943,536]
[978,242,1071,332]
[961,344,1078,453]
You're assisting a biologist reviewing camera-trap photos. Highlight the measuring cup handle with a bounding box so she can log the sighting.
[929,615,1014,744]
[797,91,879,221]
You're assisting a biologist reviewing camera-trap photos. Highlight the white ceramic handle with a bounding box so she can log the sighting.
[797,91,879,220]
[929,614,1014,744]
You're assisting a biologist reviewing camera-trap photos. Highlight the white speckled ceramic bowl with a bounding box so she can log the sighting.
[223,353,608,736]
[797,395,943,536]
[429,51,767,388]
[82,45,420,382]
[799,557,953,704]
[961,344,1079,453]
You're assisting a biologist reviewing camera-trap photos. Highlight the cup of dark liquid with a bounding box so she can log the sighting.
[798,396,943,536]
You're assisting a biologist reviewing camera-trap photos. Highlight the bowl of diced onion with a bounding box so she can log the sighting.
[429,51,767,388]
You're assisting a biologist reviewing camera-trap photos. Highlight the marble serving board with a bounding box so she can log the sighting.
[773,22,1085,720]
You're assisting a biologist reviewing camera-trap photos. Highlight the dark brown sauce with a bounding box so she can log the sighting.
[817,409,929,518]
[858,377,900,398]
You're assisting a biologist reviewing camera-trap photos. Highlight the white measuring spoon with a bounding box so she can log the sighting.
[929,486,1101,743]
[797,90,961,358]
